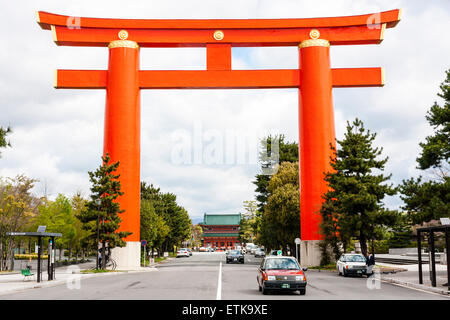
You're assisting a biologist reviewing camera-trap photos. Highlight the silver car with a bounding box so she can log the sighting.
[254,249,266,258]
[336,253,367,277]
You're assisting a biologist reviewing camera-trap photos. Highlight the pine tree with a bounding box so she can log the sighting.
[140,182,191,254]
[253,134,298,213]
[78,154,131,269]
[417,69,450,170]
[260,162,300,253]
[400,70,450,224]
[320,118,398,260]
[0,126,11,158]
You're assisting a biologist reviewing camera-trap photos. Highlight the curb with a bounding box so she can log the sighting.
[307,269,337,273]
[382,276,450,296]
[0,266,158,296]
[307,267,407,274]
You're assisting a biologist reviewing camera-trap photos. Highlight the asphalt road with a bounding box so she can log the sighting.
[1,252,448,300]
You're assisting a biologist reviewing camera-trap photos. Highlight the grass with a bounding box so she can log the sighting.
[308,263,337,271]
[0,270,17,274]
[81,269,122,274]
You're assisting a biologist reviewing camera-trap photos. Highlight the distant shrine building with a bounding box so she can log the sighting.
[200,213,241,250]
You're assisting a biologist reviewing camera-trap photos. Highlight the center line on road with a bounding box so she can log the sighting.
[216,261,222,300]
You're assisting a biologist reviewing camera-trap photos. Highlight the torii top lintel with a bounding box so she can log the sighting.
[37,9,401,47]
[38,9,401,90]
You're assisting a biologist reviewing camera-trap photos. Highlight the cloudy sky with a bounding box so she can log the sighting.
[0,0,449,222]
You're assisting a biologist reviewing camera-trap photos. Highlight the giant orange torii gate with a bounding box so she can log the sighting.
[37,9,401,268]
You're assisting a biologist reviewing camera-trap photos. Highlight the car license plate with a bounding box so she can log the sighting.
[357,270,362,274]
[234,258,237,261]
[282,284,290,289]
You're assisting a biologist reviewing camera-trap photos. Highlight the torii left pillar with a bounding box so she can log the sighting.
[104,39,141,269]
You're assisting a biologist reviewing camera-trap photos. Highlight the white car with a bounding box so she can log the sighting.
[177,248,190,258]
[336,253,368,277]
[250,246,259,254]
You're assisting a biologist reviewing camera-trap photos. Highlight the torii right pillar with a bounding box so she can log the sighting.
[298,32,335,266]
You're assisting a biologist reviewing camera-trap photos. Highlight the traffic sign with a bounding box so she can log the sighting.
[295,238,301,245]
[277,250,282,256]
[141,240,147,246]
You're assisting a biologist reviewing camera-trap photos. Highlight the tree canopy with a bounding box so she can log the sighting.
[400,70,450,225]
[0,126,11,158]
[259,162,300,253]
[320,118,398,262]
[141,182,191,253]
[78,154,131,268]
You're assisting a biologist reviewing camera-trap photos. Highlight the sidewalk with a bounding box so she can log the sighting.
[0,260,159,296]
[377,262,449,295]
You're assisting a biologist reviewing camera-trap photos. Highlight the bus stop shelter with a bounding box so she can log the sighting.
[416,225,450,290]
[6,231,62,283]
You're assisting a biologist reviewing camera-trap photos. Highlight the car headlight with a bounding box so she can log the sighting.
[267,276,276,281]
[295,275,305,281]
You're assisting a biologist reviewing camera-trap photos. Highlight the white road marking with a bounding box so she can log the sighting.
[216,261,222,300]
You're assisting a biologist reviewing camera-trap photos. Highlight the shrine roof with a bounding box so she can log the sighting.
[201,213,242,226]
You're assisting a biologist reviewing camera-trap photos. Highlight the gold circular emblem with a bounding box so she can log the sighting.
[213,30,224,41]
[309,29,320,39]
[118,30,129,40]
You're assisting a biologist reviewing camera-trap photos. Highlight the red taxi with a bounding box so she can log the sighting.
[257,256,307,295]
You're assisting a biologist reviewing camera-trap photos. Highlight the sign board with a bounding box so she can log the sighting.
[277,250,282,256]
[164,252,169,257]
[440,217,450,226]
[37,226,47,233]
[141,240,147,246]
[295,238,301,245]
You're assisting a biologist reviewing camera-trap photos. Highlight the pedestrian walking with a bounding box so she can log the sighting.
[98,249,102,268]
[366,251,375,277]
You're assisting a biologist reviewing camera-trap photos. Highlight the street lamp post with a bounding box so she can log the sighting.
[95,198,101,270]
[295,238,301,265]
[101,217,106,269]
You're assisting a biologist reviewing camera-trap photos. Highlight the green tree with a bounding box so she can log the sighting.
[0,126,11,158]
[0,175,39,270]
[400,177,449,224]
[260,162,300,254]
[140,182,191,254]
[191,224,203,249]
[400,70,450,224]
[140,199,169,256]
[416,69,450,170]
[238,200,258,244]
[79,154,131,269]
[253,135,298,212]
[320,118,398,261]
[35,194,76,260]
[252,135,298,247]
[387,213,414,249]
[70,193,91,261]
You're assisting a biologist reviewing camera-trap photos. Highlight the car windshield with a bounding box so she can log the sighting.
[230,250,241,255]
[265,258,299,270]
[344,255,366,262]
